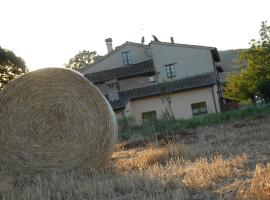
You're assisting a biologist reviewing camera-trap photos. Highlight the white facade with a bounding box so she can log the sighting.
[83,39,222,122]
[83,41,217,85]
[130,86,219,123]
[83,43,151,74]
[150,42,215,82]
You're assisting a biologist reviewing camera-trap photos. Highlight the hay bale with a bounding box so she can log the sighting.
[0,68,118,174]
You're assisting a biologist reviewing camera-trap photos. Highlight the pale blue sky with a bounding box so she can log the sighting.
[1,0,269,71]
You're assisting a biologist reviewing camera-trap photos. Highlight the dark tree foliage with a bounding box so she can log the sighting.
[0,46,28,90]
[257,79,270,101]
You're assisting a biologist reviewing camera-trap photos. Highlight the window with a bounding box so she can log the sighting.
[115,81,120,90]
[107,83,114,89]
[191,102,207,115]
[106,80,120,90]
[122,51,132,65]
[149,75,155,82]
[165,64,176,78]
[142,111,157,123]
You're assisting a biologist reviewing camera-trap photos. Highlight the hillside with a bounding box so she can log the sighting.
[218,49,246,72]
[217,49,247,82]
[218,49,239,71]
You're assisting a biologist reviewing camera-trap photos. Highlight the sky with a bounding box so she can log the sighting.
[1,0,270,71]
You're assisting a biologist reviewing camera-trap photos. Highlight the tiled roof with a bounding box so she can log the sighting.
[81,42,149,73]
[108,72,217,110]
[108,99,129,110]
[84,60,154,84]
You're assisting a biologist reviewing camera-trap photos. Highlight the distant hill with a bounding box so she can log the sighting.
[217,49,247,82]
[217,49,246,72]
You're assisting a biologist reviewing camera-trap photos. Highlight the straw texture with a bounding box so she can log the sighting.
[0,68,118,175]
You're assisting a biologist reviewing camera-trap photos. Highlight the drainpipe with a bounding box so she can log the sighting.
[211,52,223,111]
[211,86,218,113]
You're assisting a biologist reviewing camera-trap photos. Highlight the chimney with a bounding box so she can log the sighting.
[170,37,174,44]
[105,38,113,53]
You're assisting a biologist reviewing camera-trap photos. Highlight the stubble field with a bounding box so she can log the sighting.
[1,114,270,199]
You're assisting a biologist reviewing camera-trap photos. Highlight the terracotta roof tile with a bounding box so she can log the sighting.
[108,72,217,110]
[85,60,154,84]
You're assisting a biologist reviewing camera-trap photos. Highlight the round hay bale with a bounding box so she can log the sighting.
[0,68,118,174]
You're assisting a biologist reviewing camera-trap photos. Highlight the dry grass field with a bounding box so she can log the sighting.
[1,114,270,199]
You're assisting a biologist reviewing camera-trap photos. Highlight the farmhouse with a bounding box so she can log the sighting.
[82,38,224,124]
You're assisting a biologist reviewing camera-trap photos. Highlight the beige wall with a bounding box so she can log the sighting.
[114,101,132,120]
[213,84,221,112]
[150,43,215,82]
[95,75,155,96]
[130,86,220,124]
[95,83,107,94]
[119,76,154,90]
[124,101,132,117]
[115,110,122,119]
[83,44,152,74]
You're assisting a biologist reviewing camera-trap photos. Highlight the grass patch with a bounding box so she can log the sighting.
[119,104,270,140]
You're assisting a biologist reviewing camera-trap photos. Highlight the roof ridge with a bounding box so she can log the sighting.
[81,42,149,73]
[85,60,153,76]
[85,60,155,84]
[149,41,216,50]
[149,41,220,62]
[120,72,215,94]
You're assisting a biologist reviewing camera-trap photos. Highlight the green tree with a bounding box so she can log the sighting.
[224,21,270,103]
[0,46,28,90]
[65,50,102,71]
[224,66,258,103]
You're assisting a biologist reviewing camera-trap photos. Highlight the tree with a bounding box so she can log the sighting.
[257,79,270,101]
[65,50,102,71]
[158,81,175,122]
[224,21,270,103]
[224,66,258,103]
[0,46,28,90]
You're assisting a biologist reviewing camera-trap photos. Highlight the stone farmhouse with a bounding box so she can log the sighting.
[82,38,224,124]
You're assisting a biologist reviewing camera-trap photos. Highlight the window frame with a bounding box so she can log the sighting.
[115,81,120,90]
[191,102,208,116]
[142,111,157,123]
[122,51,132,66]
[149,75,155,82]
[164,63,176,78]
[106,80,120,91]
[107,84,114,89]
